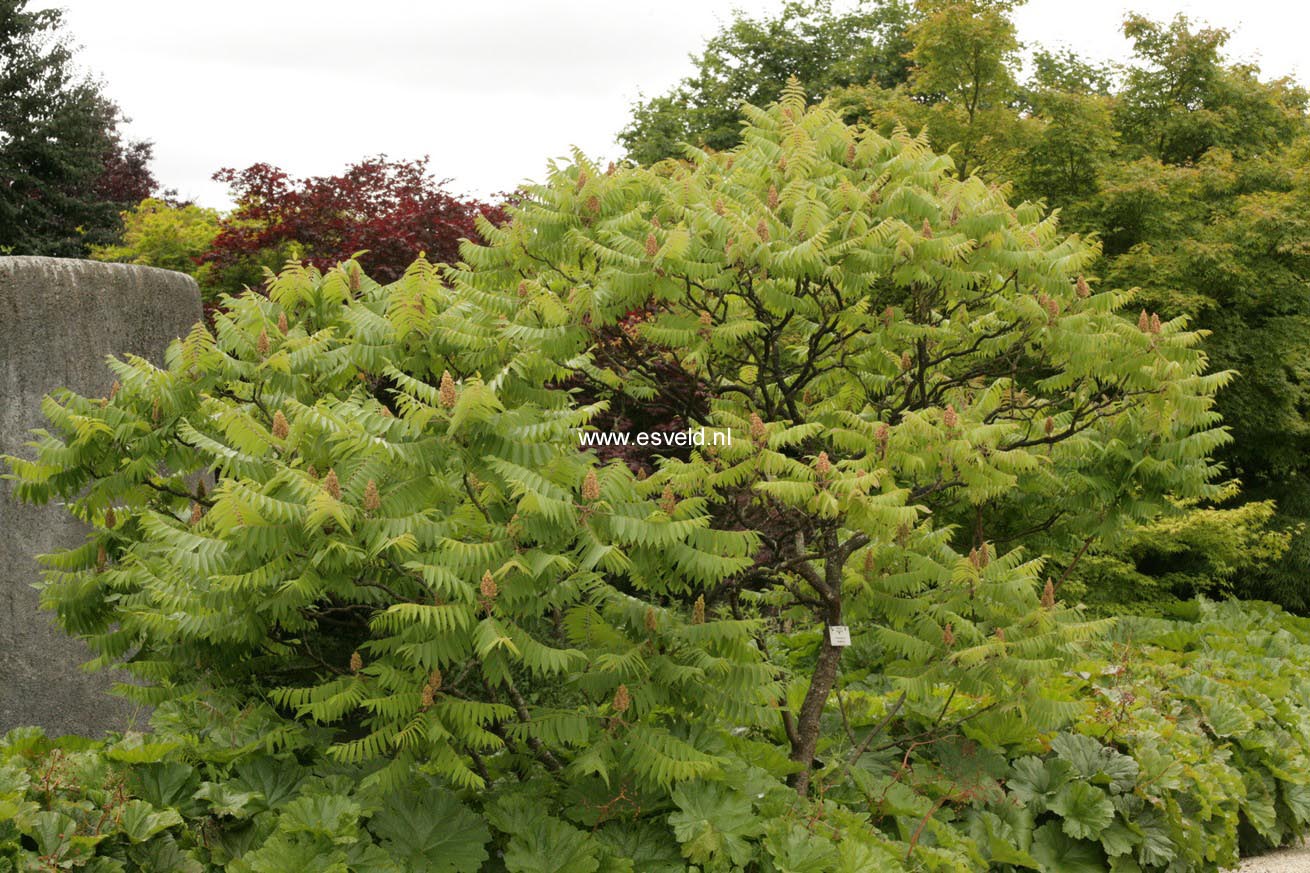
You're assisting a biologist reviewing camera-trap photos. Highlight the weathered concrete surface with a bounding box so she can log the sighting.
[0,257,201,737]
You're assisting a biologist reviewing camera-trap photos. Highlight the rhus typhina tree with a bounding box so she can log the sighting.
[5,249,778,827]
[8,86,1233,871]
[457,82,1231,798]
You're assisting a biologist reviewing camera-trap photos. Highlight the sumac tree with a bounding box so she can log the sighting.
[8,89,1230,866]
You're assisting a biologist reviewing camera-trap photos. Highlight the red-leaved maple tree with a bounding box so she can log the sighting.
[201,156,504,285]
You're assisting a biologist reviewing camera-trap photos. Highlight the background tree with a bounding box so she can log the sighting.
[199,157,504,297]
[0,0,158,255]
[642,4,1310,611]
[619,0,916,165]
[90,196,221,277]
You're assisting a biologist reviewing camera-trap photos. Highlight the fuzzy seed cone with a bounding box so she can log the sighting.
[777,156,787,172]
[277,312,290,335]
[306,465,318,480]
[644,607,658,633]
[324,469,341,500]
[480,570,498,600]
[517,280,529,298]
[420,683,435,709]
[645,233,659,257]
[882,306,894,328]
[1045,296,1059,321]
[756,219,769,241]
[901,351,913,371]
[815,451,832,476]
[363,479,381,512]
[692,594,705,625]
[659,484,677,515]
[429,668,443,691]
[876,422,890,453]
[256,329,270,357]
[152,397,161,422]
[1139,309,1150,332]
[713,198,726,216]
[869,187,881,204]
[96,543,107,571]
[943,623,955,647]
[1041,578,1056,609]
[350,651,363,673]
[581,469,601,502]
[438,370,458,409]
[606,161,616,175]
[995,628,1006,642]
[613,684,631,713]
[189,502,203,525]
[896,523,911,547]
[950,205,961,226]
[943,405,958,429]
[969,547,980,568]
[699,310,713,328]
[749,412,766,441]
[863,549,875,572]
[979,545,990,568]
[104,507,116,529]
[921,219,933,239]
[272,410,290,440]
[348,265,361,293]
[381,406,394,418]
[767,185,779,210]
[586,195,600,213]
[576,169,588,190]
[1150,313,1162,334]
[845,141,857,164]
[109,380,121,400]
[1076,275,1091,298]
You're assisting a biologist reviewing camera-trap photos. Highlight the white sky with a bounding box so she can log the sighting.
[35,0,1310,209]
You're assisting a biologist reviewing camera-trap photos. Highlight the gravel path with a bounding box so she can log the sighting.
[1235,843,1310,872]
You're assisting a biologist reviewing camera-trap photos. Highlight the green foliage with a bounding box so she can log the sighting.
[738,3,1310,609]
[619,0,916,164]
[0,87,1258,870]
[0,0,158,256]
[4,252,773,800]
[2,598,1309,870]
[90,197,223,282]
[1069,499,1293,606]
[1115,14,1307,165]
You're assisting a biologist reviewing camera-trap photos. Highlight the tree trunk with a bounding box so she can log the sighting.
[787,596,842,796]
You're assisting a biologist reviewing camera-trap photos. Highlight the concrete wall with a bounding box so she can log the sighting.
[0,257,202,737]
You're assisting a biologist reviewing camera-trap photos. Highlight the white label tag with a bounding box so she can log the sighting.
[828,625,851,647]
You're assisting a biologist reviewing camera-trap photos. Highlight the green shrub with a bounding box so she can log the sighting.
[90,197,222,278]
[3,88,1247,871]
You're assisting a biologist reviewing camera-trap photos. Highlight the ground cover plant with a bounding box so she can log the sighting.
[2,599,1309,871]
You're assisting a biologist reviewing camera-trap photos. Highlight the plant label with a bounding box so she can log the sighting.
[828,625,851,647]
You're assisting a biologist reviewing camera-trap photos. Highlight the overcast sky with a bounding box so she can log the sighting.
[35,0,1310,209]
